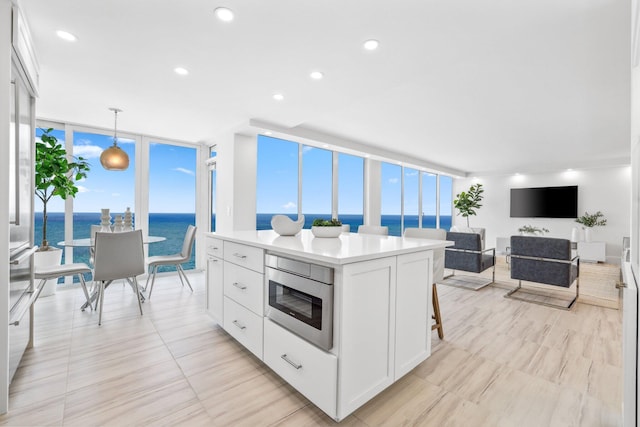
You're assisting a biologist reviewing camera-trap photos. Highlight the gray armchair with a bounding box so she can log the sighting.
[444,232,495,283]
[506,236,579,309]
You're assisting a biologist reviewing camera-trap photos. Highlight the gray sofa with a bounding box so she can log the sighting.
[507,236,580,309]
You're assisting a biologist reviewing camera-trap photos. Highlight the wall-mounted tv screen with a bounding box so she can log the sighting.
[510,185,578,218]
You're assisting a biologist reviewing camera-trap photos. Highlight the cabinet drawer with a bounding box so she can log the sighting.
[264,319,337,418]
[224,241,264,273]
[206,237,224,258]
[223,297,263,360]
[224,261,264,316]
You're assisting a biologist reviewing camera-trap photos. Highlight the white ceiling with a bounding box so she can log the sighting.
[19,0,630,176]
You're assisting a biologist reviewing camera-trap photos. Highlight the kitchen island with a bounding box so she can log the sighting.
[205,229,451,421]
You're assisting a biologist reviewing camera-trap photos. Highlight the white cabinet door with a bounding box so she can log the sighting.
[223,261,264,316]
[223,297,263,360]
[264,319,337,418]
[337,256,396,419]
[206,255,223,325]
[395,251,432,379]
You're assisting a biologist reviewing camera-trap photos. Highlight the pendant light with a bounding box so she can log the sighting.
[100,107,129,171]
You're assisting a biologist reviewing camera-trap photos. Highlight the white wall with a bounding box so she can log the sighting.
[453,166,631,264]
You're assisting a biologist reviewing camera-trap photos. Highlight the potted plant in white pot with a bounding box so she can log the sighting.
[575,211,606,242]
[453,183,484,227]
[35,128,90,296]
[311,218,343,238]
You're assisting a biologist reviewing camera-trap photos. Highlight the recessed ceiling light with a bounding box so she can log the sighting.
[310,71,324,80]
[363,39,379,50]
[273,93,284,101]
[56,30,77,42]
[174,67,189,76]
[264,131,272,136]
[214,7,234,22]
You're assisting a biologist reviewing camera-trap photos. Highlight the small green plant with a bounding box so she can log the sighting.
[575,211,607,228]
[312,218,342,227]
[518,225,549,235]
[35,128,90,251]
[453,183,484,227]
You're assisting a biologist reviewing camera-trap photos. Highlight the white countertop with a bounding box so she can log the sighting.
[207,229,452,265]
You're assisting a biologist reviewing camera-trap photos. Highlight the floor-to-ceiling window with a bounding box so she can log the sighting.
[256,135,299,229]
[440,175,453,230]
[381,162,402,236]
[337,153,364,231]
[148,142,197,272]
[403,167,419,232]
[302,145,332,228]
[422,173,437,228]
[70,130,136,279]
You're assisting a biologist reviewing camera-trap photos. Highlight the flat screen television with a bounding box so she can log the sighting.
[510,185,578,218]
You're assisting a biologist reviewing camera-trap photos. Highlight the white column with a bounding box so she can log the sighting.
[364,159,381,226]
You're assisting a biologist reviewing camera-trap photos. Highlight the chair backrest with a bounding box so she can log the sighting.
[446,232,483,251]
[358,225,389,236]
[510,236,576,287]
[510,235,571,260]
[180,225,197,259]
[404,228,446,282]
[93,230,145,281]
[90,224,101,241]
[341,224,351,233]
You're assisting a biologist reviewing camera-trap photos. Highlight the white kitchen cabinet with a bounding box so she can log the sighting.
[264,319,337,417]
[223,261,264,316]
[395,251,432,379]
[223,296,264,359]
[206,236,224,325]
[224,241,264,272]
[338,256,396,418]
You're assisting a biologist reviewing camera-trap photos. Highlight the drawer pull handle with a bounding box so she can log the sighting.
[208,258,218,262]
[233,282,247,290]
[233,253,247,259]
[232,320,246,330]
[281,354,302,370]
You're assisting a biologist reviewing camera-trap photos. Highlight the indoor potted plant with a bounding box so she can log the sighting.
[311,218,343,238]
[575,211,606,242]
[453,183,484,227]
[518,225,549,236]
[35,128,90,295]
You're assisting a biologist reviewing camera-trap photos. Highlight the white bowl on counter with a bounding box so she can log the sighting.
[311,226,342,238]
[271,214,304,236]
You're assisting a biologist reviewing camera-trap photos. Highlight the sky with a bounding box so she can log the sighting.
[35,130,452,217]
[257,135,453,216]
[35,128,196,214]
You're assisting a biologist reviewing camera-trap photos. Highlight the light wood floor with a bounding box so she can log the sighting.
[0,267,622,426]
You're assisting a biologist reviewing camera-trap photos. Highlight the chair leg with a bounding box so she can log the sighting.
[78,274,93,311]
[432,283,444,339]
[177,265,193,292]
[98,281,105,325]
[133,277,144,316]
[147,266,158,299]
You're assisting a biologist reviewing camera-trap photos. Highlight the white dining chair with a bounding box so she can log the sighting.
[34,263,93,310]
[357,225,389,235]
[145,225,197,299]
[93,230,145,325]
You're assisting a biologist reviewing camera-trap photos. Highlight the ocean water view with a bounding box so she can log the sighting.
[36,212,197,284]
[255,213,452,236]
[39,212,452,285]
